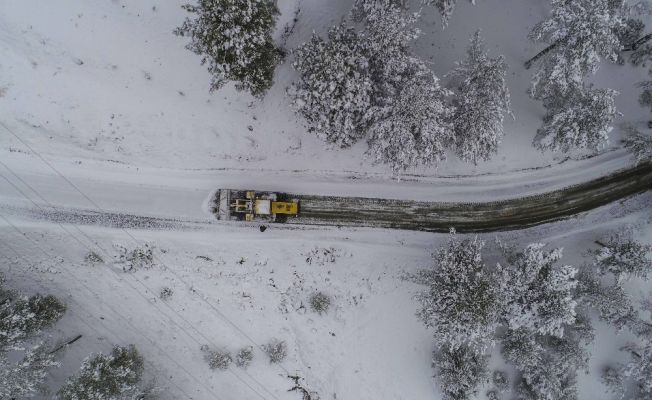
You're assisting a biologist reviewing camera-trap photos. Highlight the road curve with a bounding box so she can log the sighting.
[283,161,652,233]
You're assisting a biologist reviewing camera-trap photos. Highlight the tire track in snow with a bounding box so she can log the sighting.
[3,161,651,233]
[288,161,652,232]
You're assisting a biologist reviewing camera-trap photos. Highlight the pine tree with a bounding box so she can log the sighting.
[533,86,618,152]
[0,293,66,350]
[0,343,58,398]
[577,268,637,332]
[362,0,421,112]
[289,23,375,147]
[494,244,594,400]
[366,65,454,171]
[616,18,646,59]
[500,328,543,372]
[291,0,453,168]
[0,273,66,398]
[417,235,500,350]
[57,345,148,400]
[623,125,652,164]
[501,317,593,379]
[527,0,624,100]
[502,317,592,400]
[603,342,652,400]
[602,365,625,395]
[362,2,456,171]
[174,0,282,96]
[449,31,510,164]
[593,233,652,282]
[631,43,652,67]
[433,345,489,400]
[421,0,476,27]
[497,242,593,400]
[627,292,652,339]
[497,243,577,338]
[618,15,652,115]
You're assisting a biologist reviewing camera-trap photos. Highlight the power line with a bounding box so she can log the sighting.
[0,158,110,253]
[0,164,278,400]
[0,121,296,379]
[0,212,226,400]
[0,167,110,256]
[0,248,195,400]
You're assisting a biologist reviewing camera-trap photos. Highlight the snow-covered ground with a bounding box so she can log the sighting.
[1,0,651,399]
[0,0,648,175]
[2,189,650,399]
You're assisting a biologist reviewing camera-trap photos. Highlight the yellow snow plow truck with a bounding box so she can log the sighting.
[213,189,299,222]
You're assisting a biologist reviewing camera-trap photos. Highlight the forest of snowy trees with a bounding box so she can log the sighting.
[175,0,652,171]
[416,230,652,400]
[289,0,513,171]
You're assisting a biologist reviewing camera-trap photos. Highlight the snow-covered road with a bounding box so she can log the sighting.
[0,150,648,233]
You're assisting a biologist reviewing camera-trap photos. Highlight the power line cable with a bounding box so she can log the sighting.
[0,121,296,379]
[0,248,196,400]
[0,164,278,400]
[0,212,227,400]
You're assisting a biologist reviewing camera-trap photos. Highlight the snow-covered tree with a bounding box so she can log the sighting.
[497,242,594,400]
[362,1,421,111]
[292,0,454,169]
[593,233,652,282]
[57,345,148,400]
[533,86,618,152]
[632,43,652,67]
[527,0,624,100]
[433,345,489,400]
[289,23,375,147]
[635,294,652,339]
[417,235,501,349]
[603,342,652,400]
[577,268,637,332]
[0,292,66,350]
[602,365,625,395]
[527,0,625,154]
[622,1,652,67]
[492,370,509,393]
[511,314,593,375]
[367,65,454,171]
[174,0,282,96]
[0,343,58,398]
[422,0,476,27]
[502,317,592,400]
[616,18,646,61]
[497,243,577,338]
[500,328,543,373]
[449,31,511,164]
[0,274,66,398]
[620,4,652,126]
[515,364,578,400]
[624,125,652,164]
